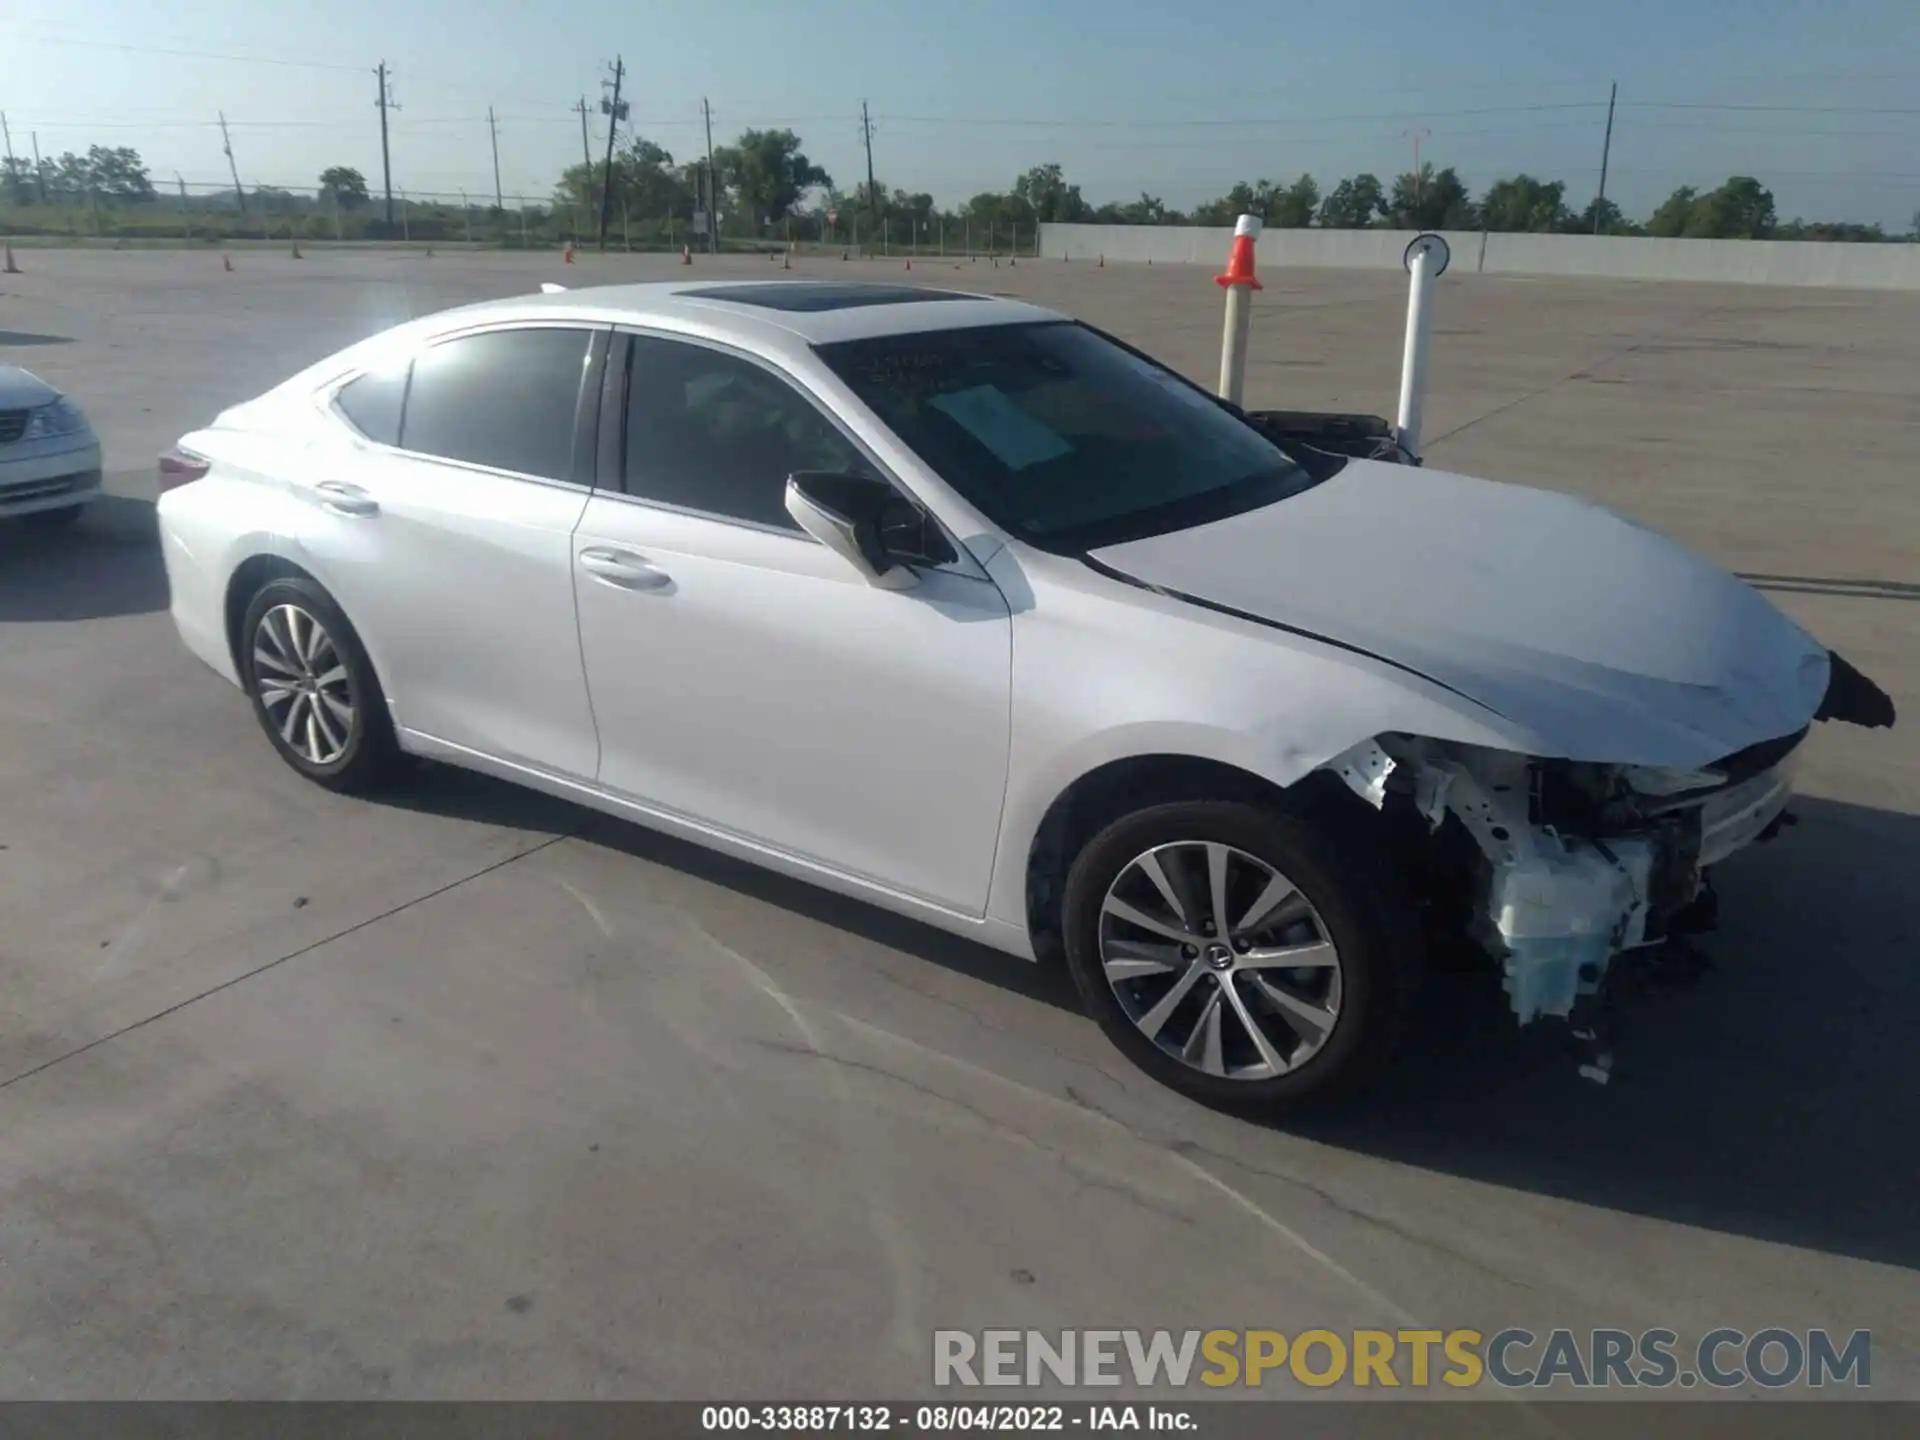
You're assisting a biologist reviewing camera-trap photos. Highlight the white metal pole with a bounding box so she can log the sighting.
[1219,287,1252,404]
[1215,214,1262,405]
[1396,242,1438,455]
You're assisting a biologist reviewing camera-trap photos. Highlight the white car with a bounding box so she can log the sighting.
[154,281,1897,1108]
[0,364,103,525]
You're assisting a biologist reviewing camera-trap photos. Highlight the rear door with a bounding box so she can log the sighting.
[307,323,606,779]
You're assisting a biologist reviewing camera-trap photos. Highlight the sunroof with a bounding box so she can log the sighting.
[678,283,969,313]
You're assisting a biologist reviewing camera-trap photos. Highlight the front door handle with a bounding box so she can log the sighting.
[578,546,672,591]
[314,481,380,518]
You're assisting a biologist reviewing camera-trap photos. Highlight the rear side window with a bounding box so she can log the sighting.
[335,367,406,445]
[400,327,591,481]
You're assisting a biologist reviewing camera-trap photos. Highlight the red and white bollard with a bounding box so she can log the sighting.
[1214,215,1263,406]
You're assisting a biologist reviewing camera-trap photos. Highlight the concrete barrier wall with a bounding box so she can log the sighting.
[1039,223,1920,290]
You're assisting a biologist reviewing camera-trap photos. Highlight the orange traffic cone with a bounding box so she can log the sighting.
[223,253,234,272]
[2,244,19,275]
[563,243,576,264]
[1215,216,1263,292]
[680,245,692,265]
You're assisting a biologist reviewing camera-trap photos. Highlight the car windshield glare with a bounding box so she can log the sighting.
[814,320,1324,550]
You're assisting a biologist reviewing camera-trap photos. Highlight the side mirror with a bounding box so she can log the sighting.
[785,471,957,585]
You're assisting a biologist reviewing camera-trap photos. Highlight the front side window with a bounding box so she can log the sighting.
[815,321,1324,551]
[399,327,591,481]
[622,335,869,532]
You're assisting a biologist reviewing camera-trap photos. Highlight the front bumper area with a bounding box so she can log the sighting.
[1329,733,1807,1026]
[0,437,104,516]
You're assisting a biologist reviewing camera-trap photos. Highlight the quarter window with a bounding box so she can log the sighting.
[622,336,868,531]
[399,327,591,481]
[334,366,406,446]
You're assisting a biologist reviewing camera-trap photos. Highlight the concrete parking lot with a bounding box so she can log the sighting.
[2,245,1917,1403]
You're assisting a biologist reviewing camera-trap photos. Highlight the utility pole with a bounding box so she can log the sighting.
[374,63,397,230]
[219,111,246,216]
[1403,125,1430,214]
[860,100,878,233]
[0,113,22,205]
[597,56,627,251]
[576,97,592,170]
[488,106,503,211]
[30,131,46,202]
[702,97,718,253]
[1594,81,1618,235]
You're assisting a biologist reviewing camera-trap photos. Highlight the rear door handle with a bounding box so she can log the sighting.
[578,546,672,591]
[314,481,380,518]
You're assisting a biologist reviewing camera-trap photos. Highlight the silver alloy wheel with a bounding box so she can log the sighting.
[252,603,355,766]
[1098,841,1344,1080]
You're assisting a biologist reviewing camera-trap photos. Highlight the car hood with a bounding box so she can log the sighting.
[0,364,59,410]
[1087,460,1832,767]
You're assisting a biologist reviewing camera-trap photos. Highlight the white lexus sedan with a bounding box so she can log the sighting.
[155,280,1896,1108]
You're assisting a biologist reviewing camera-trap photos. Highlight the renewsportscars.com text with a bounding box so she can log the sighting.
[933,1328,1871,1390]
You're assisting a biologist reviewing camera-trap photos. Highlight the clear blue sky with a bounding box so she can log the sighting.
[7,0,1919,226]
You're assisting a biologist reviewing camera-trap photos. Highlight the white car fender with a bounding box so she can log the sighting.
[981,544,1550,933]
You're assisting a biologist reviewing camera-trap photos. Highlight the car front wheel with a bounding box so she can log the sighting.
[1060,799,1422,1111]
[239,576,400,793]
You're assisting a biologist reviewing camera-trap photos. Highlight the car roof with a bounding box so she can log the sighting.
[424,279,1065,348]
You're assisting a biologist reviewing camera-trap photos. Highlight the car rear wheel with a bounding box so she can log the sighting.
[1060,799,1422,1111]
[239,576,401,793]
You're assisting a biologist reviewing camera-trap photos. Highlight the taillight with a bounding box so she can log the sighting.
[157,445,211,491]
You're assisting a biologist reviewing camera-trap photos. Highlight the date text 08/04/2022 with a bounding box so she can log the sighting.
[701,1405,1192,1432]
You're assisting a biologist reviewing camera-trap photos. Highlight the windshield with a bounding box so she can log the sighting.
[814,321,1327,551]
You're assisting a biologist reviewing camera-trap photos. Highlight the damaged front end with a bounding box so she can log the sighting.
[1332,732,1802,1028]
[1321,651,1895,1036]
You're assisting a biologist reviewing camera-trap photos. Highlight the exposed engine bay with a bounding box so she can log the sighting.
[1321,651,1895,1036]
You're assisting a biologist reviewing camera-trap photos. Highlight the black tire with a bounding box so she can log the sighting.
[238,575,401,794]
[20,503,86,529]
[1061,798,1423,1112]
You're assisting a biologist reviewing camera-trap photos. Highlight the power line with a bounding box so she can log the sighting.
[14,28,365,72]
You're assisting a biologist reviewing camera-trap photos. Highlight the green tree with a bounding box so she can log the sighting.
[1387,164,1471,228]
[711,128,829,226]
[1646,185,1700,237]
[555,138,694,225]
[1191,181,1270,226]
[85,145,153,201]
[1269,174,1319,228]
[1,155,33,203]
[1571,196,1631,234]
[46,152,94,201]
[1013,162,1087,223]
[1687,176,1775,238]
[1479,174,1571,232]
[318,166,370,211]
[1317,173,1386,228]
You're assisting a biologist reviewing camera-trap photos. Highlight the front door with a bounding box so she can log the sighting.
[571,332,1013,915]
